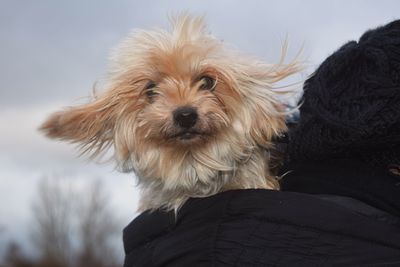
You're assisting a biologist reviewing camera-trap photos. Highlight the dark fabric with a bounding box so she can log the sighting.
[288,20,400,168]
[280,19,400,223]
[280,158,400,218]
[123,190,400,267]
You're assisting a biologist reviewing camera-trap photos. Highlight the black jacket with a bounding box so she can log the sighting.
[123,189,400,267]
[280,159,400,218]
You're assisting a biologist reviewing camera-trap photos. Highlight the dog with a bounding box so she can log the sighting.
[40,14,300,211]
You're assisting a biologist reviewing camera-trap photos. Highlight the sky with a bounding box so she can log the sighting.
[1,0,399,260]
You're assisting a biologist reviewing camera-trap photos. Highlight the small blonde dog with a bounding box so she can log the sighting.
[40,14,300,211]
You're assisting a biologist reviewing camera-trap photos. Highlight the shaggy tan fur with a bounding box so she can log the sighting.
[40,14,301,211]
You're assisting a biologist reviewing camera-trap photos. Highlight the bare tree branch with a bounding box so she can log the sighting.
[29,176,121,267]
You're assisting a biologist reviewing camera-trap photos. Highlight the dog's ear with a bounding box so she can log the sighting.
[237,59,300,148]
[40,95,117,157]
[249,102,287,148]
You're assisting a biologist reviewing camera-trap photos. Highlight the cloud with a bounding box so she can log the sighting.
[2,0,399,107]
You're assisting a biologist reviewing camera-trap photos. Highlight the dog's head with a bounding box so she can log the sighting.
[40,15,300,210]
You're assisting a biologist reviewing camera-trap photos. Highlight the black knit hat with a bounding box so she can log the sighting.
[289,20,400,168]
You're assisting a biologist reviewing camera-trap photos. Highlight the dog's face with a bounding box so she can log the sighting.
[40,15,299,210]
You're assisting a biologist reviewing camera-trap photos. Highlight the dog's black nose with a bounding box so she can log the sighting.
[173,106,198,129]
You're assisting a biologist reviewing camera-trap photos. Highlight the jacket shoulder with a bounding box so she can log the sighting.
[124,190,400,266]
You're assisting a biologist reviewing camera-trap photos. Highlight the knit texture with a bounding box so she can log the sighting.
[289,20,400,167]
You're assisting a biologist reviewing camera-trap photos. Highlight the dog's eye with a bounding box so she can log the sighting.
[199,76,216,91]
[145,81,156,90]
[145,82,158,100]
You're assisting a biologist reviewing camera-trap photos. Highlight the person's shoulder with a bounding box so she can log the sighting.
[124,189,400,267]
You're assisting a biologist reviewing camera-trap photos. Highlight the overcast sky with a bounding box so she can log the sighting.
[1,0,399,260]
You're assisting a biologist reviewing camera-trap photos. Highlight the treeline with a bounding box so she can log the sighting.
[1,177,123,267]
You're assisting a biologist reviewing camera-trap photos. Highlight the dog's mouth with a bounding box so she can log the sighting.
[171,131,204,141]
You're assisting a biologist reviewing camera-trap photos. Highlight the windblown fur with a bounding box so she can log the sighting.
[40,14,301,211]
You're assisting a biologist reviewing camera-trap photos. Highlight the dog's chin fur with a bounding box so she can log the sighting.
[40,14,301,212]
